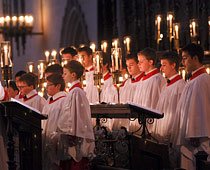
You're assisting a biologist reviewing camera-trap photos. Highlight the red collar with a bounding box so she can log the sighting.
[49,96,66,104]
[119,79,128,87]
[167,75,182,86]
[23,93,38,102]
[69,82,82,91]
[19,93,24,99]
[142,69,159,81]
[190,67,207,81]
[103,72,112,81]
[131,72,144,83]
[85,67,94,72]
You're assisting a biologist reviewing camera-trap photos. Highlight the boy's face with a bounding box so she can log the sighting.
[138,54,152,72]
[63,68,75,83]
[126,58,140,77]
[17,81,33,96]
[78,51,92,68]
[182,51,196,73]
[160,59,176,78]
[46,80,60,96]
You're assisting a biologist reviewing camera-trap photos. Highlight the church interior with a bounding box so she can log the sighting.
[0,0,210,170]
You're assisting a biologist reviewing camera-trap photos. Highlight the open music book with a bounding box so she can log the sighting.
[10,98,41,114]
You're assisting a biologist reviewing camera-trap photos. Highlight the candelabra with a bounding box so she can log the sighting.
[0,41,13,87]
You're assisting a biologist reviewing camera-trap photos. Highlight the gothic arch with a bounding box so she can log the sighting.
[60,0,89,47]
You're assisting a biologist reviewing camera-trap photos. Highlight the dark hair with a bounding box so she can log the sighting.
[138,47,157,65]
[78,46,93,56]
[160,51,180,72]
[8,80,19,91]
[19,73,38,89]
[61,46,77,56]
[15,70,26,78]
[64,60,84,79]
[46,74,65,91]
[125,53,138,63]
[45,64,63,75]
[181,43,204,63]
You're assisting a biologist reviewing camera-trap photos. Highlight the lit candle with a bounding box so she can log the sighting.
[174,23,179,39]
[101,41,108,53]
[156,15,161,44]
[45,51,50,63]
[192,21,196,37]
[3,44,9,66]
[115,50,119,71]
[95,53,100,73]
[28,62,34,72]
[167,13,173,38]
[90,43,96,53]
[25,15,33,27]
[112,39,118,49]
[12,16,17,26]
[19,16,24,27]
[51,50,57,60]
[0,17,5,27]
[5,16,10,27]
[124,36,131,53]
[38,61,45,79]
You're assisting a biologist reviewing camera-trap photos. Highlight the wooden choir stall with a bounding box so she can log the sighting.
[0,101,47,170]
[91,103,170,170]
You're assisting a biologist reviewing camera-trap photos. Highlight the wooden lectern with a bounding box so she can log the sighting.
[0,101,47,170]
[91,103,169,170]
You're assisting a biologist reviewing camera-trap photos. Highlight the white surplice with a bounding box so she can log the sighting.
[42,91,67,170]
[84,67,99,104]
[57,80,95,162]
[155,74,186,143]
[175,67,210,170]
[100,72,118,104]
[20,89,47,112]
[133,69,166,133]
[115,73,144,131]
[100,72,118,130]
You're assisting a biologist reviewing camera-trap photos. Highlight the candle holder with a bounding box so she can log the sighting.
[111,47,122,72]
[0,41,13,87]
[37,60,46,80]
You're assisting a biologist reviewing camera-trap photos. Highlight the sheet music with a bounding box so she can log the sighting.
[10,98,41,114]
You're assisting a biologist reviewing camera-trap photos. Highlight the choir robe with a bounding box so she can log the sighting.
[84,67,99,104]
[175,67,210,170]
[133,68,166,133]
[155,74,186,143]
[20,89,47,112]
[100,72,118,104]
[42,91,67,170]
[119,72,144,104]
[113,73,144,131]
[57,80,95,163]
[100,72,118,131]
